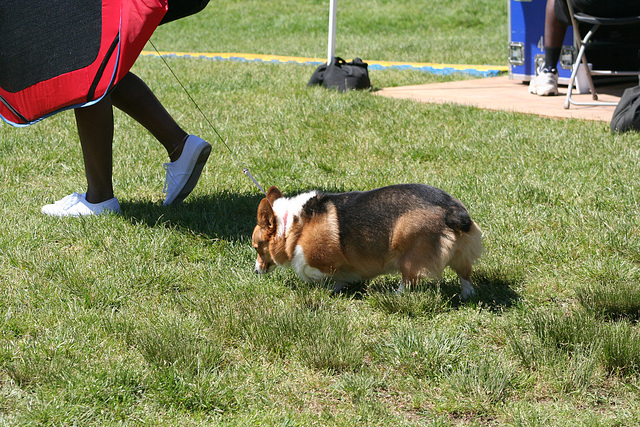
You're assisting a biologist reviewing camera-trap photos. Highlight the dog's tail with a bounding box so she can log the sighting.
[444,202,474,233]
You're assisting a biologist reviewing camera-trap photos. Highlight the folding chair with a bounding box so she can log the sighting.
[564,1,640,109]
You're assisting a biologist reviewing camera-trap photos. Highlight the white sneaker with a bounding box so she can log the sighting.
[163,135,211,206]
[529,67,559,96]
[41,192,120,217]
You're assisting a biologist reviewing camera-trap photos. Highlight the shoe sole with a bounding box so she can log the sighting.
[165,144,212,206]
[41,203,120,217]
[530,85,559,96]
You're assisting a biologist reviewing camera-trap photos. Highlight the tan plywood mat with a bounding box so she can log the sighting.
[376,76,632,122]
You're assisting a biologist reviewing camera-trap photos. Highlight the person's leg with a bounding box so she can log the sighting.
[110,72,187,162]
[544,0,568,70]
[41,96,121,216]
[111,72,211,206]
[530,0,568,95]
[75,97,115,204]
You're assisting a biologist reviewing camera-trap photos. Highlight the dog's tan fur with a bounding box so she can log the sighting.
[252,184,483,298]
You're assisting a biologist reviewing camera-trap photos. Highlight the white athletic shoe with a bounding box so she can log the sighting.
[529,67,559,96]
[163,135,211,206]
[41,192,120,217]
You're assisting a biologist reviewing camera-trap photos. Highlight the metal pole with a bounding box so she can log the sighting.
[327,0,337,64]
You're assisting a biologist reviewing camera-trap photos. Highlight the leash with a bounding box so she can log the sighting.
[149,40,268,197]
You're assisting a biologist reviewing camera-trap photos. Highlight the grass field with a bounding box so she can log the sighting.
[2,0,640,425]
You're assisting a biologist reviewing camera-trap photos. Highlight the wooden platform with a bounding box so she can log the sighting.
[376,76,632,122]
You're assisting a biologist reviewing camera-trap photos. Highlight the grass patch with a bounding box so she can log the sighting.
[374,326,467,379]
[2,0,640,424]
[600,322,640,375]
[445,355,519,408]
[367,282,450,318]
[577,279,640,321]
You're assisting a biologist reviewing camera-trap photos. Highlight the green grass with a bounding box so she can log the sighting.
[2,0,640,425]
[152,0,507,65]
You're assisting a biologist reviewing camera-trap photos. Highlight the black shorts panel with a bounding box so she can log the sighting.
[160,0,210,25]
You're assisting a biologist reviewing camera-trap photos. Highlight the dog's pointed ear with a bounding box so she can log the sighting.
[257,198,276,231]
[266,186,283,205]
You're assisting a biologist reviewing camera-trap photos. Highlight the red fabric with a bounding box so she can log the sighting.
[0,0,167,126]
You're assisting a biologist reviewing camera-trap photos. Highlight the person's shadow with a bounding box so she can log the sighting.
[117,185,351,239]
[117,191,262,239]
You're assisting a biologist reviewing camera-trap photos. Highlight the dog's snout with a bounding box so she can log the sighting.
[254,258,268,274]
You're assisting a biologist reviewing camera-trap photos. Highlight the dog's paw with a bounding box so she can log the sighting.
[460,279,476,300]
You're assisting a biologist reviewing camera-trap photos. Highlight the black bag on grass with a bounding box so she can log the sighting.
[308,57,372,92]
[611,85,640,133]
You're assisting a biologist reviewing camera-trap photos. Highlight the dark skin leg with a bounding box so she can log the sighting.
[540,0,569,69]
[75,98,115,204]
[111,72,188,161]
[74,72,188,204]
[545,0,568,48]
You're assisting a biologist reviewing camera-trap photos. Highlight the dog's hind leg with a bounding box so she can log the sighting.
[460,278,475,299]
[397,250,424,294]
[448,251,477,300]
[397,236,449,294]
[457,268,476,300]
[394,261,420,293]
[448,222,483,300]
[395,281,408,294]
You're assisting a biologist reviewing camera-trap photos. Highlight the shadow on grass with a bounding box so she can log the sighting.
[117,185,359,240]
[118,191,263,240]
[459,268,522,311]
[335,268,521,311]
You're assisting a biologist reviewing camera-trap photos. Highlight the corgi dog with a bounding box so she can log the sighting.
[252,184,483,299]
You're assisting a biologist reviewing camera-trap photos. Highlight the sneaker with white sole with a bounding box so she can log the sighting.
[163,135,211,206]
[529,66,559,96]
[41,192,120,217]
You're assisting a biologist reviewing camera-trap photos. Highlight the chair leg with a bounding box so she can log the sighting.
[580,33,598,101]
[564,26,598,109]
[580,54,598,101]
[564,42,588,108]
[562,0,640,109]
[564,0,600,109]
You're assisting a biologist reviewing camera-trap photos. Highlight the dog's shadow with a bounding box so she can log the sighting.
[458,269,522,310]
[335,268,521,312]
